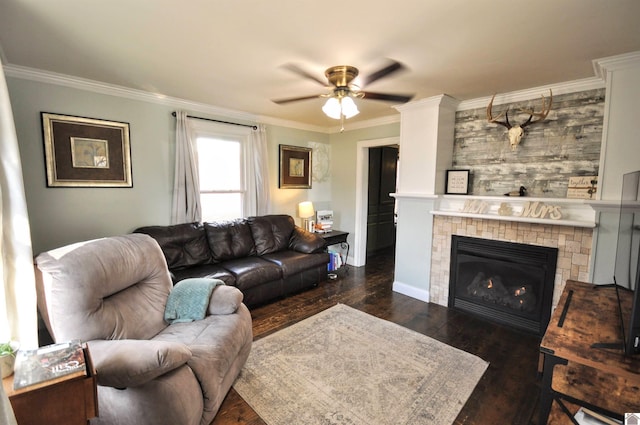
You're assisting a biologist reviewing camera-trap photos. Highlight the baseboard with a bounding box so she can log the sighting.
[392,280,430,303]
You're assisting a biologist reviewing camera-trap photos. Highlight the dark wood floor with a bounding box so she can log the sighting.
[212,249,543,425]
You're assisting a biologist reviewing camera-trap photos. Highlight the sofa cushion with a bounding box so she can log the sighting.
[204,219,256,261]
[134,223,212,269]
[262,250,331,278]
[88,339,192,388]
[220,257,282,291]
[172,264,235,286]
[248,215,295,255]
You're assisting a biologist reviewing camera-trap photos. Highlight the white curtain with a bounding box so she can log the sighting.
[0,381,17,425]
[171,111,201,224]
[0,64,38,349]
[244,124,270,216]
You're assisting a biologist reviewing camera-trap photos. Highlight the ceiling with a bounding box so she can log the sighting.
[1,0,639,130]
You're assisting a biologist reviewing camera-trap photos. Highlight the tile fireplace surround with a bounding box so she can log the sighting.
[429,196,595,311]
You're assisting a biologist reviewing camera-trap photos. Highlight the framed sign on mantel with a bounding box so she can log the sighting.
[445,169,470,195]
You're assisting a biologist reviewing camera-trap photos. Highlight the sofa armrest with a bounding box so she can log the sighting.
[87,339,192,389]
[207,285,244,315]
[289,227,327,254]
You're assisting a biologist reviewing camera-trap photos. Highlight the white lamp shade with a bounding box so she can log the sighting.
[322,97,342,120]
[341,96,360,119]
[298,201,315,218]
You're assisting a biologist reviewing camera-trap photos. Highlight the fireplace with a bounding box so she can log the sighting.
[448,235,558,335]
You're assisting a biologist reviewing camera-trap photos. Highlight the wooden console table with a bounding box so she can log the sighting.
[539,279,640,424]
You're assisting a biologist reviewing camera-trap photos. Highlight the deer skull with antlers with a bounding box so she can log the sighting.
[486,89,553,151]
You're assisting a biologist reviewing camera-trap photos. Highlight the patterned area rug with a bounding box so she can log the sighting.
[233,304,489,425]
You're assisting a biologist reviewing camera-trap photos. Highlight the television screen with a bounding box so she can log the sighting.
[613,170,640,355]
[614,171,640,291]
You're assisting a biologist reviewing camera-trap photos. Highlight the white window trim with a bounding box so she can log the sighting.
[190,119,253,218]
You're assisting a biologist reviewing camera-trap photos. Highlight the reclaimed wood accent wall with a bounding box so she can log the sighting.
[452,89,604,198]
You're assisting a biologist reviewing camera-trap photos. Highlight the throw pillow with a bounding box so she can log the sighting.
[207,285,244,315]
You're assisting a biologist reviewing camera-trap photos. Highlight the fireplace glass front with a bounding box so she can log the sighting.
[449,235,558,335]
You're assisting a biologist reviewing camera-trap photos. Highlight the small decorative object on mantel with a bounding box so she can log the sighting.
[462,199,489,214]
[486,89,553,151]
[567,176,598,199]
[518,201,563,220]
[498,203,513,216]
[504,186,527,197]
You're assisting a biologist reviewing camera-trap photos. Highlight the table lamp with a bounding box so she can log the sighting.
[298,201,315,232]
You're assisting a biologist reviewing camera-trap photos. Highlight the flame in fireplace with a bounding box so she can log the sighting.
[514,286,527,296]
[487,279,493,289]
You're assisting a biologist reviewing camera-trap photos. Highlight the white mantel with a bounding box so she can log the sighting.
[431,195,598,228]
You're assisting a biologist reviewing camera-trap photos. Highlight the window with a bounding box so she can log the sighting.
[197,136,244,221]
[188,119,267,222]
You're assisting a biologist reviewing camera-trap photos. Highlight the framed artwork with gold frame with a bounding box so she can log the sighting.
[41,112,132,187]
[279,144,312,189]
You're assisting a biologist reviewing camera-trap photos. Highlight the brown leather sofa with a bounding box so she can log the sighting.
[134,214,329,307]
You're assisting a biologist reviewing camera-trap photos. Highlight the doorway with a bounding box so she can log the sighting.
[366,146,398,257]
[353,137,400,267]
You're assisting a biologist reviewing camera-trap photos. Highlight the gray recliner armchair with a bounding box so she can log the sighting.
[34,233,252,425]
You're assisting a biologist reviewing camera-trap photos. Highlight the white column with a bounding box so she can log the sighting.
[591,51,640,284]
[391,95,458,302]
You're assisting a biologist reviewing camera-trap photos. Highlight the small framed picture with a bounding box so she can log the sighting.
[41,112,132,187]
[445,169,470,195]
[279,144,312,189]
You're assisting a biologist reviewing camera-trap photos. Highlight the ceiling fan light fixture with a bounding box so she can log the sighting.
[322,97,342,120]
[341,96,359,119]
[322,96,360,120]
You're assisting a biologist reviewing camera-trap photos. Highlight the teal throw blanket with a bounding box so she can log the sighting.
[164,278,224,324]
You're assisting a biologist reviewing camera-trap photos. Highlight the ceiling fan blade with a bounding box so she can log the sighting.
[281,63,328,86]
[272,94,323,104]
[361,60,405,86]
[362,91,414,103]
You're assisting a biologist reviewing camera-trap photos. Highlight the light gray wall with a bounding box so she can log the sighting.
[7,76,328,254]
[266,125,330,221]
[328,122,400,248]
[8,77,176,253]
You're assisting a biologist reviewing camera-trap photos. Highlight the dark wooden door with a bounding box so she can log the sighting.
[367,146,398,255]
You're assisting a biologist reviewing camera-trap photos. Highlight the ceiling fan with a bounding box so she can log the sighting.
[272,60,414,125]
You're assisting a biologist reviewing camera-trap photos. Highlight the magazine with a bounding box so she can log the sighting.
[13,340,86,390]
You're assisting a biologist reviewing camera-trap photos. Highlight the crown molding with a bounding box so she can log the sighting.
[329,113,401,133]
[395,94,460,113]
[456,77,605,111]
[2,64,331,133]
[255,114,330,133]
[593,50,640,81]
[3,62,616,133]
